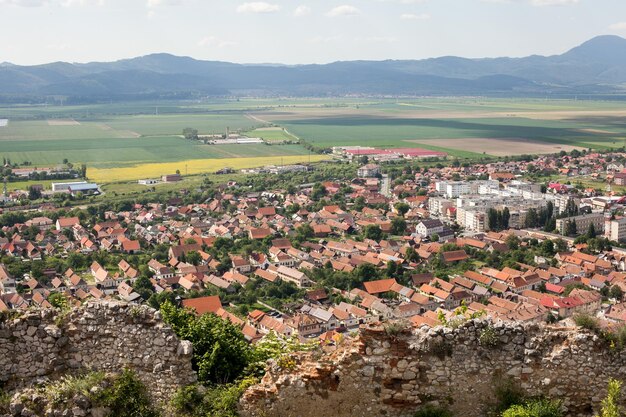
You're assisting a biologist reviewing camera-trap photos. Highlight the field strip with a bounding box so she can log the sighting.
[96,123,113,131]
[246,113,271,124]
[576,128,618,135]
[47,118,80,126]
[498,110,626,121]
[88,154,330,183]
[407,138,584,157]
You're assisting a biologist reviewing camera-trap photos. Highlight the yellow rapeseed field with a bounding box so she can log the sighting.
[88,155,330,183]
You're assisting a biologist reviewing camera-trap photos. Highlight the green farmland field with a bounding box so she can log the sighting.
[1,97,626,180]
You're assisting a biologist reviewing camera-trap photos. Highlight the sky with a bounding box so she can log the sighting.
[1,0,626,65]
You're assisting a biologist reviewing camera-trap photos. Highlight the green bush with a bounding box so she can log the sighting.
[414,404,453,417]
[492,376,526,414]
[99,368,159,417]
[502,399,563,417]
[479,326,499,348]
[573,313,600,333]
[596,378,622,417]
[170,378,257,417]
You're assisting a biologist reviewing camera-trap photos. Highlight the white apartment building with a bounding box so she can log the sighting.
[605,217,626,242]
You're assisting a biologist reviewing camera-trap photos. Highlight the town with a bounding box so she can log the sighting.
[2,147,626,345]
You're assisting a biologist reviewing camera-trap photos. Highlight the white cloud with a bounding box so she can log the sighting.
[327,5,360,17]
[293,4,310,17]
[530,0,578,5]
[236,2,280,13]
[198,35,238,48]
[146,0,182,7]
[309,35,342,43]
[377,0,427,3]
[60,0,104,6]
[47,42,71,50]
[481,0,578,4]
[609,22,626,31]
[356,36,397,43]
[400,13,430,20]
[0,0,48,6]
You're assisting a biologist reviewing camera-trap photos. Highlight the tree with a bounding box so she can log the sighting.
[134,275,155,301]
[183,127,199,140]
[554,238,568,253]
[28,186,42,200]
[506,234,520,251]
[186,251,202,266]
[160,301,251,384]
[502,207,510,230]
[431,233,440,242]
[596,378,622,417]
[394,202,410,217]
[363,224,383,241]
[311,183,327,201]
[391,217,407,235]
[588,223,597,239]
[565,220,577,237]
[296,223,314,241]
[405,247,420,263]
[610,285,624,301]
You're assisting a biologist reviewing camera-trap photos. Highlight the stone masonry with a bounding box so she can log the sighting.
[240,320,626,417]
[0,301,196,400]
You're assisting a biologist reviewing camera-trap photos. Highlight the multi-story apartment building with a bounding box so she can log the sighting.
[605,216,626,242]
[556,212,605,236]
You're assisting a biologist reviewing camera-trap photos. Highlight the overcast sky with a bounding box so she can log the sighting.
[1,0,625,65]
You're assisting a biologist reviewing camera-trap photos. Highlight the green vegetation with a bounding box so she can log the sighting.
[170,379,257,417]
[492,375,527,415]
[501,399,563,417]
[414,405,454,417]
[160,299,317,417]
[45,372,107,405]
[160,301,250,384]
[479,325,500,348]
[2,98,626,186]
[596,378,623,417]
[98,368,159,417]
[16,369,158,417]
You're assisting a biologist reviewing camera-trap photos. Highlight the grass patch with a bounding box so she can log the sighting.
[45,372,106,405]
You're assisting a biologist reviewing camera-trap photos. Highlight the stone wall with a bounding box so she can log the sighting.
[0,301,196,400]
[240,320,626,417]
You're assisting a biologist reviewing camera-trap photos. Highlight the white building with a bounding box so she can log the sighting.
[51,181,88,193]
[605,217,626,242]
[138,179,160,185]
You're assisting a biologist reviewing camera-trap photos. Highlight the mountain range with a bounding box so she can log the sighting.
[2,35,626,102]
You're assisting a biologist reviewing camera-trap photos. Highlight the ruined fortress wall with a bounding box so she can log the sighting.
[240,320,626,417]
[0,302,196,400]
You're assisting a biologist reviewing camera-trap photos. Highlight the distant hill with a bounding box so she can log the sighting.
[2,35,626,101]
